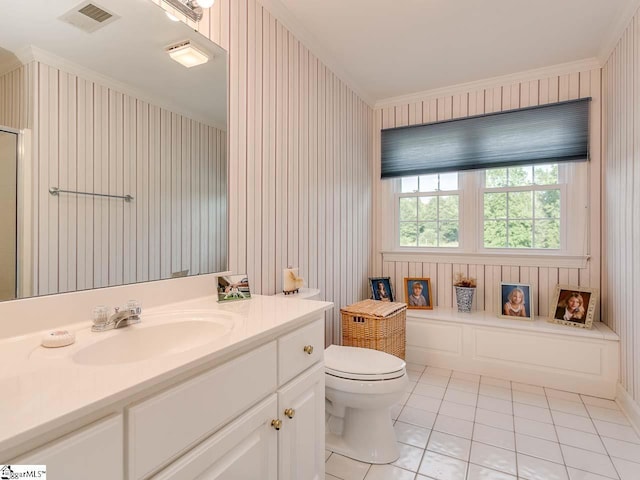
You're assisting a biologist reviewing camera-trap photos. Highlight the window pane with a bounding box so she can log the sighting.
[418,222,438,247]
[400,222,418,246]
[484,220,508,247]
[534,164,559,185]
[399,197,417,221]
[486,168,507,188]
[417,196,438,221]
[508,166,533,186]
[418,174,438,192]
[535,190,561,219]
[439,222,459,247]
[484,192,507,219]
[439,195,459,220]
[439,173,458,191]
[508,220,533,248]
[401,177,419,193]
[534,219,560,249]
[508,191,533,219]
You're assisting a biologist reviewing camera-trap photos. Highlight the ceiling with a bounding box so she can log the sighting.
[0,0,227,127]
[276,0,636,103]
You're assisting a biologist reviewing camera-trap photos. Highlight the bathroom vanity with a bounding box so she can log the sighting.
[0,294,332,480]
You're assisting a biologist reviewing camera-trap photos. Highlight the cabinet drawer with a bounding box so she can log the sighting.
[128,342,277,480]
[278,319,324,385]
[152,395,278,480]
[15,415,123,480]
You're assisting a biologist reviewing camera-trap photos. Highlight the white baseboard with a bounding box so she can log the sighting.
[616,383,640,436]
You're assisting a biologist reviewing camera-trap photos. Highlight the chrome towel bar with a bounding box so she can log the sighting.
[49,187,134,202]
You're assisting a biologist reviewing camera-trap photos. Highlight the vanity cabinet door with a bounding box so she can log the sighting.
[277,363,325,480]
[14,415,123,480]
[152,395,278,480]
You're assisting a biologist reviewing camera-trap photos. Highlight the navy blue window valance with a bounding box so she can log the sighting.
[381,98,591,179]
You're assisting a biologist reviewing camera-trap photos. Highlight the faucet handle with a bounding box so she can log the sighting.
[127,300,142,315]
[92,305,110,326]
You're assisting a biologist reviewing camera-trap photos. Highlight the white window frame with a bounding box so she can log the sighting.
[478,175,567,255]
[391,163,587,258]
[397,186,463,250]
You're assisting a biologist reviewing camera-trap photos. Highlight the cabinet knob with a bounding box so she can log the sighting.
[271,419,283,430]
[284,408,295,419]
[303,345,314,355]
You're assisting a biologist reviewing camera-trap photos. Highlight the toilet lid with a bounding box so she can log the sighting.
[325,345,406,380]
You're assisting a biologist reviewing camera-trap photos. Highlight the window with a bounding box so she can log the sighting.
[483,165,561,249]
[398,173,460,247]
[395,163,570,252]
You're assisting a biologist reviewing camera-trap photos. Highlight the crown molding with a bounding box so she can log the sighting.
[257,0,375,107]
[16,45,226,131]
[598,0,640,64]
[374,57,602,109]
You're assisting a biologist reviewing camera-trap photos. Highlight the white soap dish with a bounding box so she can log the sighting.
[41,330,76,348]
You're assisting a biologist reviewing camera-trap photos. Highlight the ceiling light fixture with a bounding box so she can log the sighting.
[165,11,180,21]
[196,0,215,8]
[166,40,209,68]
[162,0,205,22]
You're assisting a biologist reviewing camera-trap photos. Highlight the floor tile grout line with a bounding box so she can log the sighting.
[578,389,624,480]
[464,381,480,480]
[419,368,454,476]
[510,377,520,479]
[541,377,571,480]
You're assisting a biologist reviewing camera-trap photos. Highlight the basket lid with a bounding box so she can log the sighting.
[341,299,406,318]
[325,345,405,379]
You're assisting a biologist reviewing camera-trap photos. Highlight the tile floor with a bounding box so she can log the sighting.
[324,363,640,480]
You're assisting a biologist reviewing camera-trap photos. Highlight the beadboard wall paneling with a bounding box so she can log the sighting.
[602,8,640,408]
[373,69,602,318]
[31,62,227,296]
[199,0,374,344]
[0,65,29,130]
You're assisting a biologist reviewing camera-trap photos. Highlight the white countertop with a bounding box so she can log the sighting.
[407,307,619,341]
[0,294,333,456]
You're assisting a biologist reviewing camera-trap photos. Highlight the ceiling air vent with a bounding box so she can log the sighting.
[78,4,112,23]
[59,1,119,33]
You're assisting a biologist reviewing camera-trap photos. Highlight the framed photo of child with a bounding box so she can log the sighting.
[499,283,533,321]
[549,285,599,329]
[369,277,394,302]
[404,277,433,310]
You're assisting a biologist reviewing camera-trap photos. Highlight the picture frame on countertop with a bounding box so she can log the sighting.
[369,277,394,302]
[499,282,534,321]
[217,274,252,302]
[548,284,599,329]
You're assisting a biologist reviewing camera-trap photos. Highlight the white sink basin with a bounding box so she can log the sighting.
[72,315,234,365]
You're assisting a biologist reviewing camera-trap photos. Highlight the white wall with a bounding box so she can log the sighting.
[195,0,374,344]
[602,5,640,410]
[372,67,602,317]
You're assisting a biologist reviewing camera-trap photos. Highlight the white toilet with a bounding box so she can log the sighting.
[324,345,408,464]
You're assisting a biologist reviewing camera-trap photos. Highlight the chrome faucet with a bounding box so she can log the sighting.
[92,301,142,332]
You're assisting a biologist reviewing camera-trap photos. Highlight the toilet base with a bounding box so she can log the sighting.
[325,406,400,464]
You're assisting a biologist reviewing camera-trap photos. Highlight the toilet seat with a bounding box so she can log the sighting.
[325,345,406,381]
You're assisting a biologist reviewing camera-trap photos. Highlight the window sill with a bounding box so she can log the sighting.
[381,251,589,269]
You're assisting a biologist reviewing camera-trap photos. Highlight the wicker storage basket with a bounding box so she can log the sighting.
[341,299,407,359]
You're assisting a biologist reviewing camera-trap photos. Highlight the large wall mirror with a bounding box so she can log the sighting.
[0,0,228,302]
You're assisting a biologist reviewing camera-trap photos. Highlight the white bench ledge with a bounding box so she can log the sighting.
[405,307,620,399]
[407,307,619,341]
